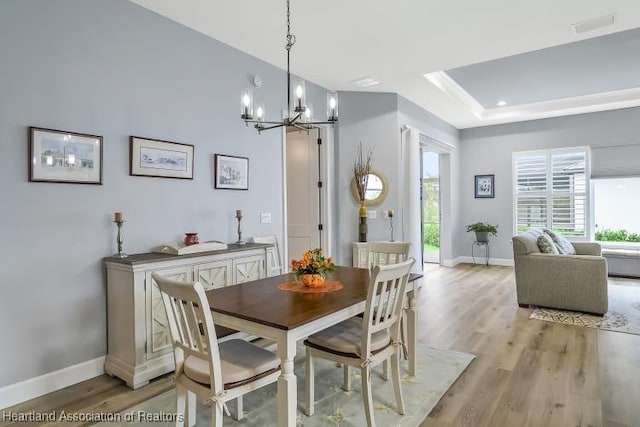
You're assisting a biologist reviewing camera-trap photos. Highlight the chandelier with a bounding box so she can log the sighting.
[240,0,338,133]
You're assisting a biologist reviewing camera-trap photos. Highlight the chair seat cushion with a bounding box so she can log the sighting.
[184,339,280,385]
[305,317,390,356]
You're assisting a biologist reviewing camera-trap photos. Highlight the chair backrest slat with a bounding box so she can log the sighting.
[153,273,224,391]
[367,241,411,270]
[361,259,415,356]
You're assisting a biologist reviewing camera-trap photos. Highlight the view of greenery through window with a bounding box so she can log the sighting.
[422,151,440,260]
[423,177,440,252]
[594,177,640,244]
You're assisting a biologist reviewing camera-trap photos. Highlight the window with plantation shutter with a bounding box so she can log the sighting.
[513,148,589,238]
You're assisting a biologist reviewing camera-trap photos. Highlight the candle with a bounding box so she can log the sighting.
[387,209,394,218]
[114,212,123,222]
[235,209,243,219]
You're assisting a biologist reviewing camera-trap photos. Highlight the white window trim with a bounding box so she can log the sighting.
[512,146,591,240]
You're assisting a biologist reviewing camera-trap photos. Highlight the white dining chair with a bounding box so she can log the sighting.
[153,273,281,427]
[367,241,411,268]
[367,241,412,360]
[251,235,283,276]
[304,258,415,427]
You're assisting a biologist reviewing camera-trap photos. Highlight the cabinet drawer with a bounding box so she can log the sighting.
[233,254,265,284]
[193,259,232,290]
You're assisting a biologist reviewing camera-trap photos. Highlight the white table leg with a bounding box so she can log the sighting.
[407,286,418,376]
[277,335,297,427]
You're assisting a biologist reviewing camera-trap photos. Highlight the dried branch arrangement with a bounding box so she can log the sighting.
[353,142,373,202]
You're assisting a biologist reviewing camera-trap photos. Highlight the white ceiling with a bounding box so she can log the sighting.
[129,0,640,129]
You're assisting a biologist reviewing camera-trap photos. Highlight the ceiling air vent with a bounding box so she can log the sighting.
[351,76,380,88]
[572,13,615,34]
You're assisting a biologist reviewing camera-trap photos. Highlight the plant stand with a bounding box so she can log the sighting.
[471,241,490,266]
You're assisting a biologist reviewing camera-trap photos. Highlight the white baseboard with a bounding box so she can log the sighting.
[0,356,105,410]
[457,256,514,267]
[442,257,465,267]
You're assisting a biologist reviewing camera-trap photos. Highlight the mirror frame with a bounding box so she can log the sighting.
[350,168,389,207]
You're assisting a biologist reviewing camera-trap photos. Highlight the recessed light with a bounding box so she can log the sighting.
[496,100,507,107]
[351,76,380,88]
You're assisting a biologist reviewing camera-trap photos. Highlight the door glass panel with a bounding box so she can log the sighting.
[422,151,440,263]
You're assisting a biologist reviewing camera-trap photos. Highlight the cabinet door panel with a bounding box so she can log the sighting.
[233,255,265,284]
[194,260,232,290]
[146,266,190,359]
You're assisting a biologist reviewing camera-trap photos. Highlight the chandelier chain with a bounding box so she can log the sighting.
[286,0,296,51]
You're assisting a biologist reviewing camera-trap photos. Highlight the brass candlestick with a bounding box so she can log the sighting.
[113,220,128,258]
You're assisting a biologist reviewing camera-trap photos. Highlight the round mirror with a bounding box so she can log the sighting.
[350,169,389,206]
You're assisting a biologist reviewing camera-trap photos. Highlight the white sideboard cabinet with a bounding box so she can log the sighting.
[352,242,369,268]
[103,243,274,388]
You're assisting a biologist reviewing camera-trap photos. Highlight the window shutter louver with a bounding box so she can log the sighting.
[514,148,589,238]
[515,155,548,232]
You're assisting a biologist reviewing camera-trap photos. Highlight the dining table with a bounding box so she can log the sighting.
[205,265,422,427]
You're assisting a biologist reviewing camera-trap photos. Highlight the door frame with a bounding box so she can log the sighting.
[281,125,334,270]
[419,134,454,266]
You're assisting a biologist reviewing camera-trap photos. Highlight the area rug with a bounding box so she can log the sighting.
[94,343,474,427]
[530,281,640,335]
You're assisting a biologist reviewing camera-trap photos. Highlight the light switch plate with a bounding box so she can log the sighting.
[367,210,377,220]
[260,213,272,224]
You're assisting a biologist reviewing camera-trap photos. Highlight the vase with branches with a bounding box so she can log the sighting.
[354,142,373,242]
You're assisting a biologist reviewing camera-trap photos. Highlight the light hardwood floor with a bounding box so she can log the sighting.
[3,264,639,427]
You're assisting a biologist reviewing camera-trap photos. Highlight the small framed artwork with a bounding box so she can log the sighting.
[130,136,194,179]
[475,174,495,198]
[29,127,103,184]
[214,154,249,190]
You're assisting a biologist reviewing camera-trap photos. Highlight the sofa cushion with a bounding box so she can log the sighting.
[537,234,560,254]
[544,229,576,255]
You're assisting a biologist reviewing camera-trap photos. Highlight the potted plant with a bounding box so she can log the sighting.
[466,222,498,243]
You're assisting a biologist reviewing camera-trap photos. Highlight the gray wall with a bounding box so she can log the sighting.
[397,96,461,262]
[334,92,399,264]
[459,106,640,260]
[0,0,330,387]
[334,93,460,265]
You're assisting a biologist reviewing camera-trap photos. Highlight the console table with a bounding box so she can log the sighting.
[103,243,274,388]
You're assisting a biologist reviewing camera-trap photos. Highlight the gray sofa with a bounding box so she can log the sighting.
[512,229,608,315]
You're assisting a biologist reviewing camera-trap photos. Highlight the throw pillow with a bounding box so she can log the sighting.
[544,229,576,255]
[537,234,559,254]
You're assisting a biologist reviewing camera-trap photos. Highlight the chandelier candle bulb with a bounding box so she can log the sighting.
[240,88,253,119]
[327,91,339,121]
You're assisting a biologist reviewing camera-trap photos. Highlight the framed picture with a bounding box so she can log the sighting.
[29,127,103,184]
[475,174,495,198]
[214,154,249,190]
[130,136,194,179]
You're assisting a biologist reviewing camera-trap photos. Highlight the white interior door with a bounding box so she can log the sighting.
[286,130,320,258]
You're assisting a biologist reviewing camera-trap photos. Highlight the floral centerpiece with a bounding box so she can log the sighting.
[290,248,335,287]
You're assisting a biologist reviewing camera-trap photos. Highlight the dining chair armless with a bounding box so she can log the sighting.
[366,241,412,359]
[153,273,281,427]
[304,258,415,427]
[251,235,283,276]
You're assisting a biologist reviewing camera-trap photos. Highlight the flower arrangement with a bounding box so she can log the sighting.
[353,142,373,204]
[291,248,335,287]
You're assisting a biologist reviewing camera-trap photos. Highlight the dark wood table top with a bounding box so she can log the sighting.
[206,266,423,331]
